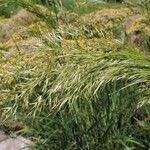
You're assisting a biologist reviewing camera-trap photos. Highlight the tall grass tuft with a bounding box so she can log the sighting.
[1,43,150,149]
[0,0,150,149]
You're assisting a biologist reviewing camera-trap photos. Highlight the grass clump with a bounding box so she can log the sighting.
[0,0,150,149]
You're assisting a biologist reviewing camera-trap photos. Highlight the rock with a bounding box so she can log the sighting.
[82,8,132,39]
[0,131,7,141]
[0,9,37,42]
[11,9,37,25]
[125,14,146,35]
[0,130,33,150]
[125,14,150,52]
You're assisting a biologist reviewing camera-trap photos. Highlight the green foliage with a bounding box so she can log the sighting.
[0,2,19,17]
[0,0,150,149]
[0,43,150,149]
